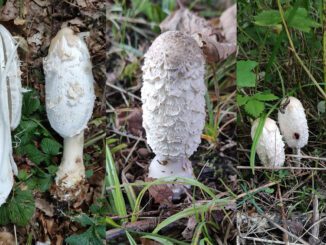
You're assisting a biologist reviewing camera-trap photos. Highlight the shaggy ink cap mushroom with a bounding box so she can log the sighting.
[0,25,22,206]
[141,31,206,193]
[278,96,308,150]
[43,27,95,200]
[251,117,285,167]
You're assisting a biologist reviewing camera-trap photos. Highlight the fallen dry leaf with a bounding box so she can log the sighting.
[160,7,236,63]
[35,198,54,217]
[0,0,18,21]
[0,232,15,245]
[181,216,197,240]
[116,108,144,137]
[146,177,173,205]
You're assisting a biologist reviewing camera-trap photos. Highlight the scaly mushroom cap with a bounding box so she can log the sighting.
[43,27,95,138]
[278,97,308,149]
[0,25,23,130]
[141,31,206,160]
[251,117,285,167]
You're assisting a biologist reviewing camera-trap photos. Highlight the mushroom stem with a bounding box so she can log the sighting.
[55,132,85,188]
[294,147,302,166]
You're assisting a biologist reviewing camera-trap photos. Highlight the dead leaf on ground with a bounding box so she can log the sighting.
[181,216,197,240]
[0,0,18,21]
[146,177,173,205]
[116,108,144,137]
[160,5,236,63]
[35,198,54,217]
[0,231,15,245]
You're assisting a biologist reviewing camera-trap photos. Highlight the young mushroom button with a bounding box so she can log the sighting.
[141,31,206,198]
[251,117,285,167]
[43,27,95,200]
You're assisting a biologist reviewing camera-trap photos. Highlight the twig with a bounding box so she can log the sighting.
[240,236,304,245]
[309,194,320,245]
[237,166,326,171]
[106,82,141,101]
[260,213,309,245]
[277,184,289,244]
[110,129,146,142]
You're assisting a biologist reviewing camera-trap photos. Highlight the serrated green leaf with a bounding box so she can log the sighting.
[65,225,105,245]
[285,7,321,33]
[0,205,10,225]
[22,91,41,116]
[254,10,281,26]
[73,214,95,227]
[6,190,35,226]
[40,138,62,155]
[24,144,46,164]
[236,94,250,106]
[253,92,279,101]
[244,99,265,118]
[17,169,29,181]
[236,60,258,88]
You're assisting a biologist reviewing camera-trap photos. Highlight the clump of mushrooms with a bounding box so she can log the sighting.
[141,31,206,198]
[43,27,95,200]
[0,25,22,205]
[278,96,308,161]
[251,117,285,167]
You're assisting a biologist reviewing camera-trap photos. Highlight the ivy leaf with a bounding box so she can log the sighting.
[254,10,281,27]
[244,99,265,118]
[236,60,258,88]
[41,138,62,155]
[253,92,279,101]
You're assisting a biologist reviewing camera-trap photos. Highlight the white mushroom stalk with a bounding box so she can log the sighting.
[141,31,206,197]
[0,25,22,206]
[43,27,95,200]
[251,117,285,167]
[278,96,309,163]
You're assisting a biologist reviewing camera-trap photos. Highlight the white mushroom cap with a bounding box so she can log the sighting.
[0,24,23,130]
[141,31,206,160]
[251,117,285,167]
[278,97,308,149]
[43,27,95,138]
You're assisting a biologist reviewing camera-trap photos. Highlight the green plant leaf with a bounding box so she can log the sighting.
[24,144,47,164]
[236,94,250,106]
[22,91,41,116]
[40,138,62,155]
[253,92,279,101]
[73,214,95,227]
[244,99,265,118]
[65,225,105,245]
[236,60,258,88]
[0,190,35,226]
[285,7,321,33]
[254,10,281,26]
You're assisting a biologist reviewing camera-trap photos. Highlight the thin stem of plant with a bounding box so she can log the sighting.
[277,0,326,99]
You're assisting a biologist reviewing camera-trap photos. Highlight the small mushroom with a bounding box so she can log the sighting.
[251,117,285,167]
[141,31,206,198]
[0,25,22,206]
[43,27,95,200]
[278,97,308,161]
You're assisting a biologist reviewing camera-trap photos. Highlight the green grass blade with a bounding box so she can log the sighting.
[106,144,127,220]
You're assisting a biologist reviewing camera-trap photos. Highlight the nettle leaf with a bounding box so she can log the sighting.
[0,190,35,226]
[41,138,62,155]
[236,60,258,88]
[244,99,265,118]
[253,92,279,101]
[22,91,41,116]
[286,7,320,33]
[254,10,281,27]
[66,225,105,245]
[236,94,250,106]
[24,144,46,164]
[73,214,95,227]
